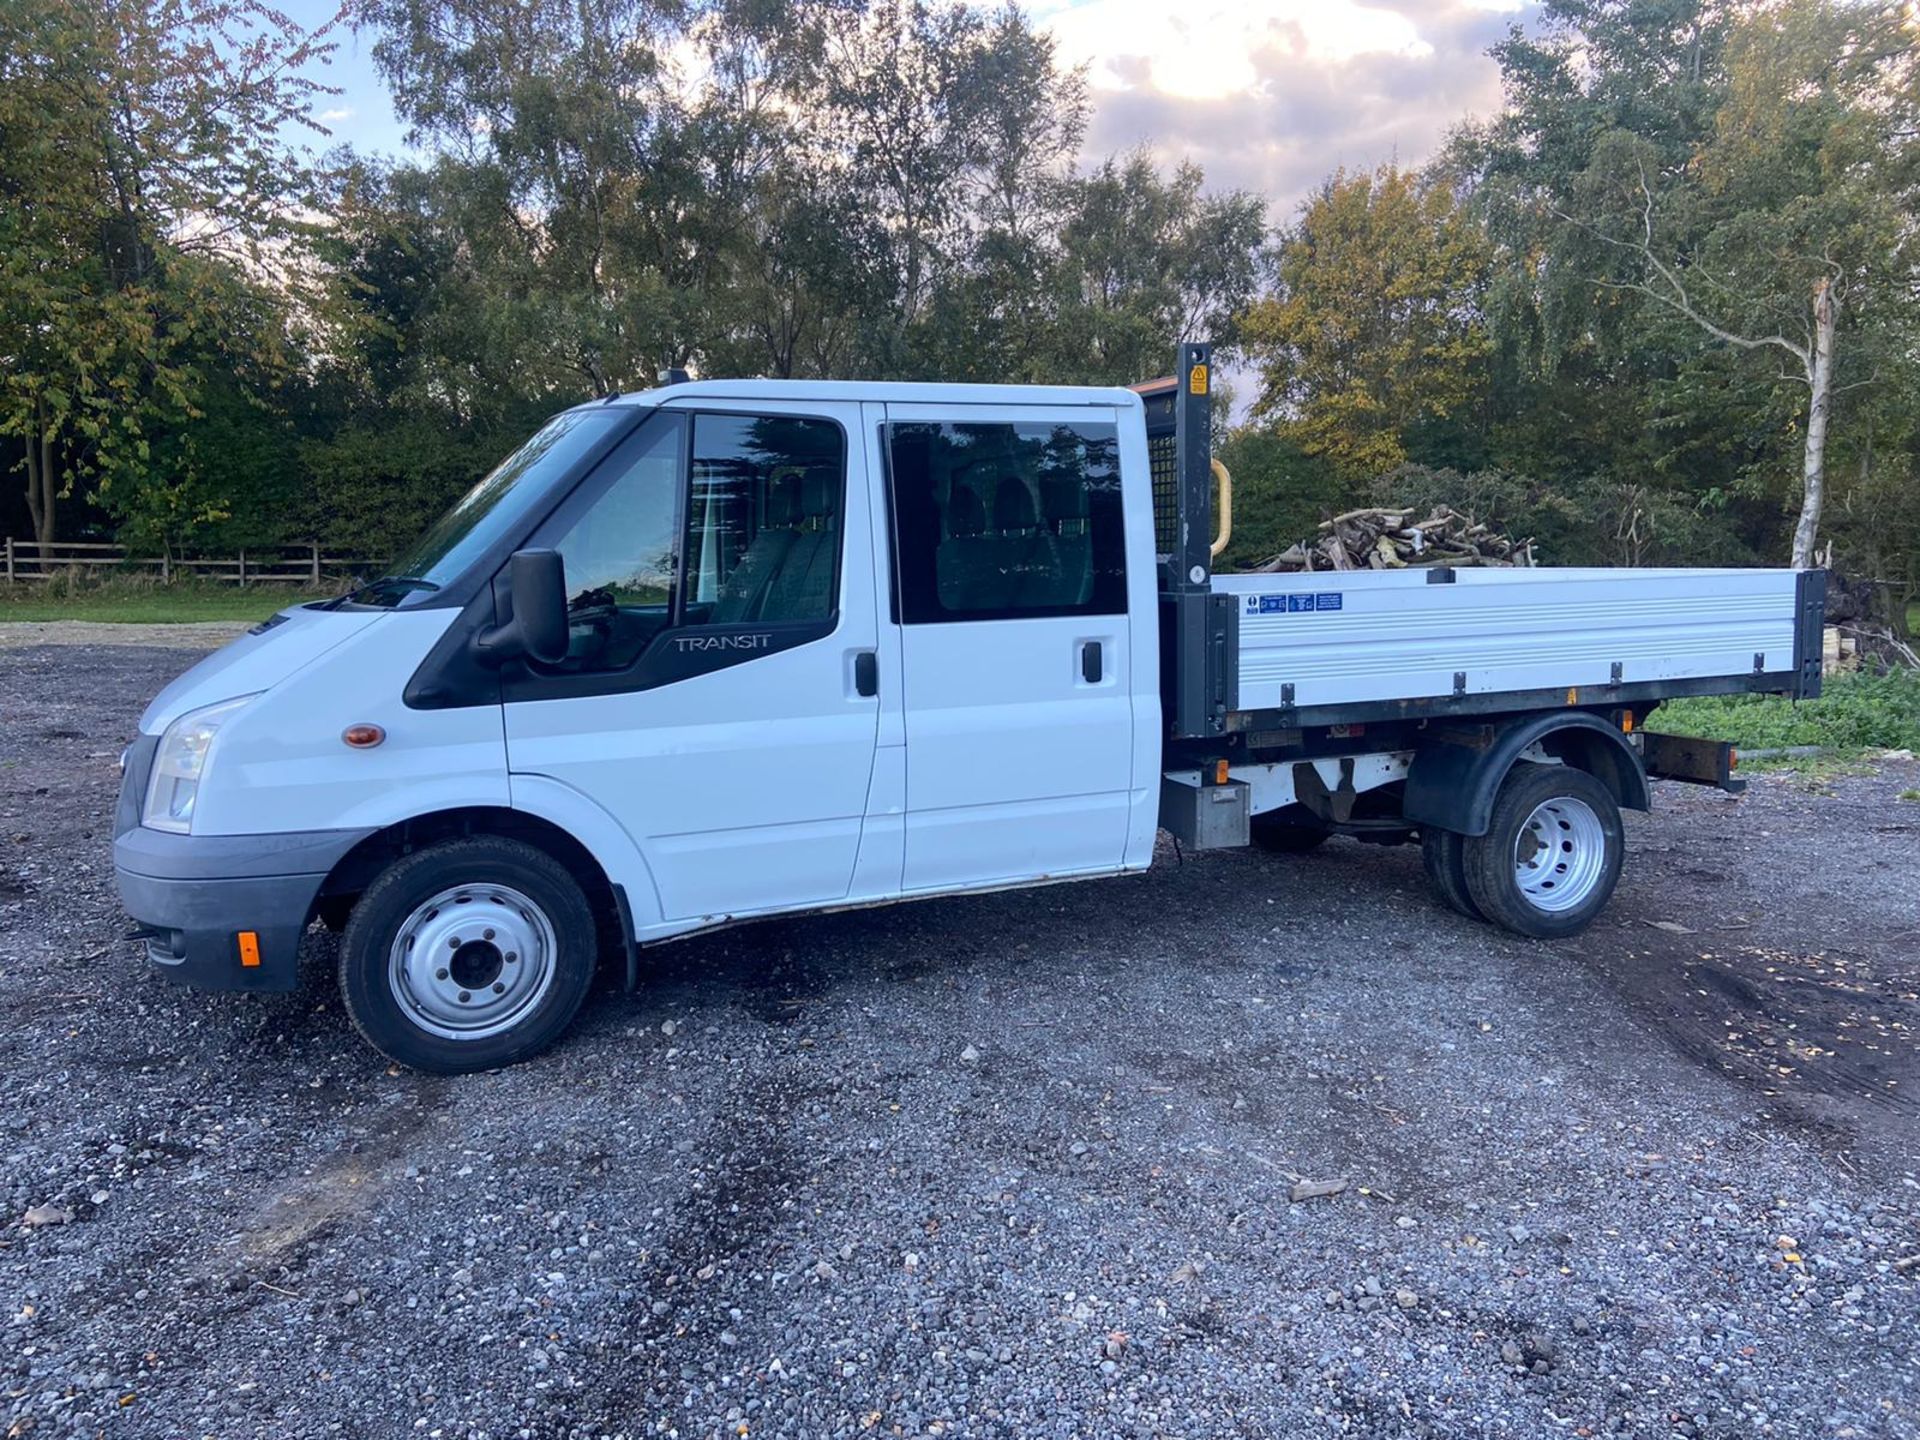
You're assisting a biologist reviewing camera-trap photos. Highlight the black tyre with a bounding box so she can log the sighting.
[1461,764,1623,939]
[1249,806,1332,854]
[340,836,598,1074]
[1420,827,1484,920]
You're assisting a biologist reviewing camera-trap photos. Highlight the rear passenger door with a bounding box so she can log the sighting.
[881,404,1137,890]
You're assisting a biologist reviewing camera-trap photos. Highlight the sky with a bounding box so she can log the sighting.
[276,0,1536,217]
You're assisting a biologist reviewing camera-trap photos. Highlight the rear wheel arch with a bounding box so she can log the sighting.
[1535,725,1648,815]
[1405,713,1648,837]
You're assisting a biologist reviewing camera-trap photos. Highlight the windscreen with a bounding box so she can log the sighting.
[364,407,633,606]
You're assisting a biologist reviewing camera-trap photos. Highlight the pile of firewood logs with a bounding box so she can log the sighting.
[1255,506,1535,573]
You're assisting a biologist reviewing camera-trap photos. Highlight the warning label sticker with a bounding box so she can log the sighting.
[1245,592,1343,615]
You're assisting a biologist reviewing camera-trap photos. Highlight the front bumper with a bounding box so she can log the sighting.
[114,736,374,993]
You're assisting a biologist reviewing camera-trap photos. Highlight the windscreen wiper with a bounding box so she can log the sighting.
[327,574,444,608]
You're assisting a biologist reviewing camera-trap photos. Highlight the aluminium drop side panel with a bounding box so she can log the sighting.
[1216,567,1803,713]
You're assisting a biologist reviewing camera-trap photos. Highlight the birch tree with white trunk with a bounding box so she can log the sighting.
[1571,164,1842,570]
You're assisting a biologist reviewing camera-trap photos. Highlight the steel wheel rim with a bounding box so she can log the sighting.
[1512,795,1607,913]
[387,883,557,1041]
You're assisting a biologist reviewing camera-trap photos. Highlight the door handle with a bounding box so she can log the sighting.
[854,651,879,698]
[1081,641,1103,684]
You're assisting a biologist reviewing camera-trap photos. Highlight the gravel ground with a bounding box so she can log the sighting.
[1,642,1917,1440]
[0,621,249,652]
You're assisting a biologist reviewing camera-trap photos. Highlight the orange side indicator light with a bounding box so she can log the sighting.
[238,931,262,968]
[1213,759,1231,785]
[342,723,386,749]
[1729,748,1739,771]
[1621,711,1635,733]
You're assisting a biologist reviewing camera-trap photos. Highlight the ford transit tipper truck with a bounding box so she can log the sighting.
[114,344,1825,1071]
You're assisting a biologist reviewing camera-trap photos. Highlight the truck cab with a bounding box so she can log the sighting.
[115,345,1822,1072]
[118,376,1173,1070]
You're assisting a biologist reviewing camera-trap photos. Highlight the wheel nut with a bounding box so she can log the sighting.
[493,982,506,994]
[435,968,450,981]
[448,936,461,949]
[505,952,518,963]
[457,990,471,1003]
[484,928,496,940]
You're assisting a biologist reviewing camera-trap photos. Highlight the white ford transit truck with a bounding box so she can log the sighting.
[114,344,1825,1072]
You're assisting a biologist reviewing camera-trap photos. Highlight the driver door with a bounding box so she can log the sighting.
[502,403,882,925]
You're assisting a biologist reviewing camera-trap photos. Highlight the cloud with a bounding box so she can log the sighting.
[1033,0,1533,214]
[318,106,356,123]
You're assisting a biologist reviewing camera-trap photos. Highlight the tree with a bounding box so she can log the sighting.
[1464,0,1919,571]
[1558,0,1918,568]
[0,0,333,554]
[1242,165,1491,478]
[1042,155,1264,386]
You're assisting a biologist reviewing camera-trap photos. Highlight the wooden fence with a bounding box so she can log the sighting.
[2,539,383,586]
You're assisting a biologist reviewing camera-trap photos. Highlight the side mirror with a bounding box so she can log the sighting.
[475,549,570,667]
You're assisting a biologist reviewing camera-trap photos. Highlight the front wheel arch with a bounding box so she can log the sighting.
[315,807,624,972]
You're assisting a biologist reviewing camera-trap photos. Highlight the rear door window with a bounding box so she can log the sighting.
[886,420,1126,624]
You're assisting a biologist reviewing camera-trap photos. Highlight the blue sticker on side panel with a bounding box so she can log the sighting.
[1244,591,1345,616]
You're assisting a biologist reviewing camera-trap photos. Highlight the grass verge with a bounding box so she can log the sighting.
[1652,669,1920,764]
[0,581,334,624]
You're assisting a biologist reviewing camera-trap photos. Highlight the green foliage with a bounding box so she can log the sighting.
[1653,670,1920,753]
[1,0,1916,607]
[1442,0,1920,571]
[298,416,529,557]
[1243,166,1491,478]
[0,0,332,550]
[1212,429,1345,572]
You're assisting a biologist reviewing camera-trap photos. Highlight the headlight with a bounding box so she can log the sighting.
[143,696,254,834]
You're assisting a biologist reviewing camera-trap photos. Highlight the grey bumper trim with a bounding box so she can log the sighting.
[115,823,378,881]
[114,823,377,993]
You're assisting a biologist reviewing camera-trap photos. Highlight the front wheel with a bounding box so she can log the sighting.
[1461,765,1623,939]
[339,836,598,1073]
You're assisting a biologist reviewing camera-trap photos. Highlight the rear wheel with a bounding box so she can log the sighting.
[1462,764,1622,939]
[340,836,598,1073]
[1420,828,1483,920]
[1249,806,1332,854]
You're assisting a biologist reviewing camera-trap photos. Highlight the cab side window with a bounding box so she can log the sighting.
[546,411,845,676]
[887,420,1125,624]
[686,414,843,627]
